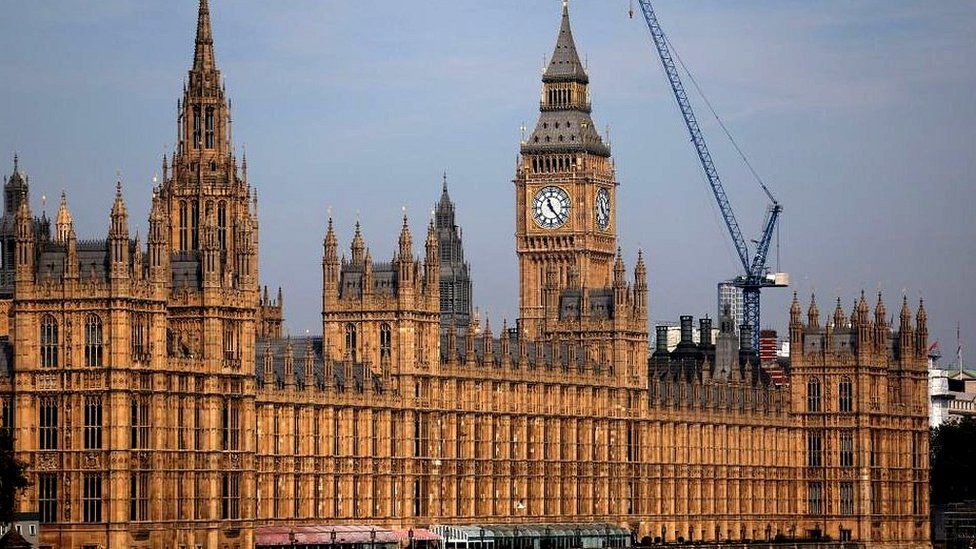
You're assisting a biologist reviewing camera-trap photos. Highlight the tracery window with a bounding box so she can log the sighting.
[38,473,57,523]
[840,481,855,515]
[217,201,227,250]
[82,473,102,523]
[131,313,148,361]
[807,481,823,515]
[221,472,240,519]
[840,430,855,467]
[839,378,854,413]
[40,314,58,368]
[221,398,240,451]
[806,377,822,412]
[179,201,188,251]
[191,200,200,250]
[84,314,103,367]
[129,472,149,522]
[84,396,102,450]
[39,398,58,450]
[204,107,215,149]
[192,105,201,148]
[130,395,150,449]
[807,430,823,467]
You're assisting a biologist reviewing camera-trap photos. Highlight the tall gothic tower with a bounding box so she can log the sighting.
[515,3,616,336]
[163,0,256,285]
[159,0,259,367]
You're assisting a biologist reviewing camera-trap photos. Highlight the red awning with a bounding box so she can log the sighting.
[392,529,442,542]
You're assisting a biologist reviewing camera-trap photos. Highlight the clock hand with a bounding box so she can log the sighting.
[546,198,557,215]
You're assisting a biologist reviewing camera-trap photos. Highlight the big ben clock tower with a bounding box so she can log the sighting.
[516,2,617,336]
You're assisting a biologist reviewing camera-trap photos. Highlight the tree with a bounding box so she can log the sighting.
[931,416,976,505]
[0,430,28,524]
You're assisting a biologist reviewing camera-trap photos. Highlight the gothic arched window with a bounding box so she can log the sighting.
[205,107,215,149]
[84,314,103,368]
[345,324,357,362]
[179,201,188,252]
[806,377,822,413]
[40,314,58,368]
[839,378,854,413]
[217,201,227,251]
[379,323,392,363]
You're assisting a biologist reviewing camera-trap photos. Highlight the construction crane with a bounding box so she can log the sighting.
[632,0,787,349]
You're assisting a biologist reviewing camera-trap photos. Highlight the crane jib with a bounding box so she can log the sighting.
[637,0,784,348]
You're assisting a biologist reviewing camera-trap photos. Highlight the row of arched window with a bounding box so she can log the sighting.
[806,377,854,413]
[343,323,394,364]
[39,314,103,368]
[178,200,229,252]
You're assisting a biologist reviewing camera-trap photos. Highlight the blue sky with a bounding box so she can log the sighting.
[1,1,974,362]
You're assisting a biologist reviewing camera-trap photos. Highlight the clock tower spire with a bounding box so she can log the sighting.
[515,3,617,336]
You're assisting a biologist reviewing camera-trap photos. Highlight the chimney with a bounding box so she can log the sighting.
[680,315,694,345]
[699,318,713,346]
[655,326,669,353]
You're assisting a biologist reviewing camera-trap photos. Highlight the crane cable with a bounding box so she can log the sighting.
[659,31,778,205]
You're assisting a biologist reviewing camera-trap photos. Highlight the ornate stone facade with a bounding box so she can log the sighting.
[0,2,929,548]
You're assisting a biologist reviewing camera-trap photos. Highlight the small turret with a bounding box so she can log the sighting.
[899,295,914,358]
[14,199,34,283]
[874,292,888,350]
[916,299,928,357]
[807,293,820,329]
[634,249,647,318]
[55,191,73,243]
[424,218,438,288]
[132,232,144,280]
[109,181,130,280]
[350,221,365,264]
[397,214,413,285]
[833,298,847,328]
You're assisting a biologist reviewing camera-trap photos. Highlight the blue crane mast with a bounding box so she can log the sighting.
[633,0,786,350]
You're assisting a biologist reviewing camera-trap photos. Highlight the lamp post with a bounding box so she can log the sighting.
[371,528,376,549]
[331,528,337,549]
[409,528,415,549]
[604,526,610,548]
[575,527,581,549]
[481,528,486,549]
[545,526,551,549]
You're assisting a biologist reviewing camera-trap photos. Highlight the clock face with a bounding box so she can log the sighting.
[532,186,571,229]
[596,188,611,230]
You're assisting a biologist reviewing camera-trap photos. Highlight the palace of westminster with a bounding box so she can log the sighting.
[0,2,930,548]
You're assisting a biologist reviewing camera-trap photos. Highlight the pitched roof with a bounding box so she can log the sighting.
[543,3,588,84]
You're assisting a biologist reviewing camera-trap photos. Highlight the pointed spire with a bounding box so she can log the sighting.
[875,291,887,325]
[193,0,217,73]
[543,0,588,84]
[833,297,846,328]
[806,293,820,328]
[789,291,801,325]
[351,221,365,264]
[398,212,412,258]
[55,191,73,243]
[900,294,912,327]
[613,247,626,287]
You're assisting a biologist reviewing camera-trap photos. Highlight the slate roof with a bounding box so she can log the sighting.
[521,110,610,157]
[339,262,399,299]
[558,288,614,321]
[543,3,588,84]
[255,336,384,393]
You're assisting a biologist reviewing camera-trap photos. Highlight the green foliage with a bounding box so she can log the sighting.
[931,416,976,505]
[0,430,29,524]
